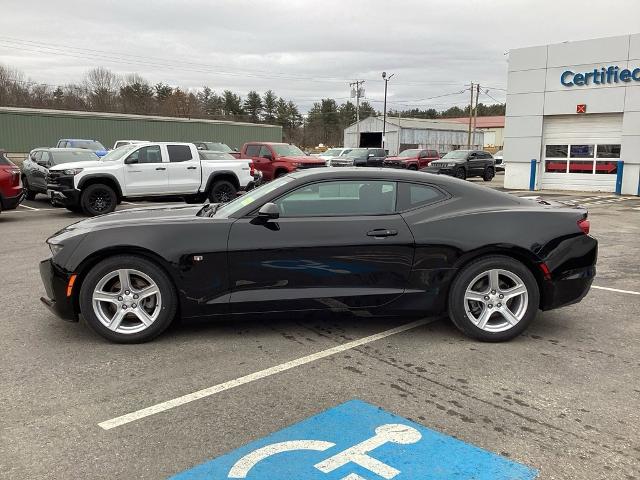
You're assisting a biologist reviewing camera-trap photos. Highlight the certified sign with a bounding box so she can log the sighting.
[170,400,538,479]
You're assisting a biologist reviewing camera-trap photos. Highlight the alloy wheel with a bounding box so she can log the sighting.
[89,188,113,213]
[214,185,233,203]
[92,269,162,334]
[463,268,528,332]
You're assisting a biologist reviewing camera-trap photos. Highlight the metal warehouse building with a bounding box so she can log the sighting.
[0,107,282,160]
[343,116,484,156]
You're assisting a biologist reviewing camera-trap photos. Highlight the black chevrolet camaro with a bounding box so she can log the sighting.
[39,168,597,343]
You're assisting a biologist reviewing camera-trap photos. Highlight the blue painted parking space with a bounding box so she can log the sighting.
[170,399,538,480]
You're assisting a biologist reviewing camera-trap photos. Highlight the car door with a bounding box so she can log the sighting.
[253,145,276,180]
[226,179,414,313]
[123,144,169,195]
[33,151,51,192]
[367,149,386,167]
[466,151,483,175]
[23,151,39,188]
[165,144,201,193]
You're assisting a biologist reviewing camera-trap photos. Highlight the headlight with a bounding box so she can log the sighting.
[447,163,457,167]
[63,168,84,175]
[48,241,64,256]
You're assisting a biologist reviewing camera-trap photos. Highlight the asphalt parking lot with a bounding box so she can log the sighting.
[1,189,639,479]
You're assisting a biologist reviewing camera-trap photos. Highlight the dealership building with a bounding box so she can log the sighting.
[504,33,640,195]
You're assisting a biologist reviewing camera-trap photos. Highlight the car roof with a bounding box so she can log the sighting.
[60,138,99,141]
[32,147,97,153]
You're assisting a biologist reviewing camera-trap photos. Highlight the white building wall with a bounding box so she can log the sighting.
[504,33,640,195]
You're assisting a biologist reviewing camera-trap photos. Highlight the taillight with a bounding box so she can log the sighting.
[249,161,255,176]
[578,217,590,235]
[11,170,20,187]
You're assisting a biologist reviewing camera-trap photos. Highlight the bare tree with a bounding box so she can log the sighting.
[83,67,121,112]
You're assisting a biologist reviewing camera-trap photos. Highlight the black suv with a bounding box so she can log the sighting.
[21,148,98,200]
[330,148,387,167]
[422,150,495,181]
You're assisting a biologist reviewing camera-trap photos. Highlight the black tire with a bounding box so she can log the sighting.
[408,164,418,171]
[80,184,117,216]
[22,177,37,200]
[447,255,539,342]
[79,255,177,343]
[455,167,466,180]
[274,169,289,178]
[483,166,495,181]
[208,180,237,203]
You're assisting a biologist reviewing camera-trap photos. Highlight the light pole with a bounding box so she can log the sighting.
[381,71,394,149]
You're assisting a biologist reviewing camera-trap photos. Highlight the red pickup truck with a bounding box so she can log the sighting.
[240,142,325,181]
[383,148,440,170]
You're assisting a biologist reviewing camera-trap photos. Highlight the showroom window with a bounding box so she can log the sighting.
[544,143,620,175]
[275,180,397,217]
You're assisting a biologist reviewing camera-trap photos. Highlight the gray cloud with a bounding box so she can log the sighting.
[1,0,639,112]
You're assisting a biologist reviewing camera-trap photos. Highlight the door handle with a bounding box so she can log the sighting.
[155,167,166,171]
[187,166,197,170]
[367,229,398,237]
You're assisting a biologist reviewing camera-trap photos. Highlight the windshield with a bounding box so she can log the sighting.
[399,149,420,157]
[344,148,369,157]
[272,144,305,156]
[442,150,470,159]
[72,140,105,151]
[199,151,236,160]
[323,148,345,157]
[213,175,294,217]
[495,150,503,156]
[100,144,140,162]
[52,150,98,165]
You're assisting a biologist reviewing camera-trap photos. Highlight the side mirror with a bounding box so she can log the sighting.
[257,202,280,220]
[124,156,138,164]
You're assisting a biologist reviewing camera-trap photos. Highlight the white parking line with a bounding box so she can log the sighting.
[592,285,640,296]
[18,204,39,210]
[98,318,431,430]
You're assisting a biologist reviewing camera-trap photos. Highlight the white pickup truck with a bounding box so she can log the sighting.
[46,142,257,216]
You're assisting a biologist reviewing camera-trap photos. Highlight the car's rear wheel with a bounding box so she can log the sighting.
[79,255,177,343]
[483,166,495,181]
[23,177,37,200]
[275,169,288,178]
[448,256,539,341]
[408,164,418,171]
[455,167,466,180]
[81,184,117,216]
[208,180,237,203]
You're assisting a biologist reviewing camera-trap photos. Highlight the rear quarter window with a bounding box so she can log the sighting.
[397,182,446,211]
[167,145,193,162]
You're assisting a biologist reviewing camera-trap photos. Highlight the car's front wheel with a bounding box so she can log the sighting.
[81,184,117,216]
[79,255,177,343]
[22,177,37,200]
[483,166,495,181]
[455,167,466,180]
[448,256,539,341]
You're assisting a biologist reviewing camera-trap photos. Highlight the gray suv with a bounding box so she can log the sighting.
[330,148,387,167]
[422,149,495,181]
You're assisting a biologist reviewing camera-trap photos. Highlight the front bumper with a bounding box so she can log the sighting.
[47,186,81,207]
[39,258,78,322]
[383,162,408,169]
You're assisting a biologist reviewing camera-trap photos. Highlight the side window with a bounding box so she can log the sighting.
[397,183,445,211]
[275,180,397,217]
[428,150,438,157]
[245,145,260,157]
[167,145,193,162]
[127,145,163,164]
[258,146,273,158]
[32,151,42,163]
[40,152,51,165]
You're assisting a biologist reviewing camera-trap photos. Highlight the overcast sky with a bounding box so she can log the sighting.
[1,0,639,113]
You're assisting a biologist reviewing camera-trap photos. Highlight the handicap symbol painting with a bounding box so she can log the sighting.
[170,399,538,480]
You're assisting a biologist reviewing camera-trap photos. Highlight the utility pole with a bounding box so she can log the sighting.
[397,110,401,155]
[350,80,365,147]
[467,82,474,149]
[381,71,394,149]
[472,83,480,149]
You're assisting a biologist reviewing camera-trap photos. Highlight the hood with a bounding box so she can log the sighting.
[385,156,415,161]
[280,155,325,164]
[50,160,105,171]
[60,204,205,234]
